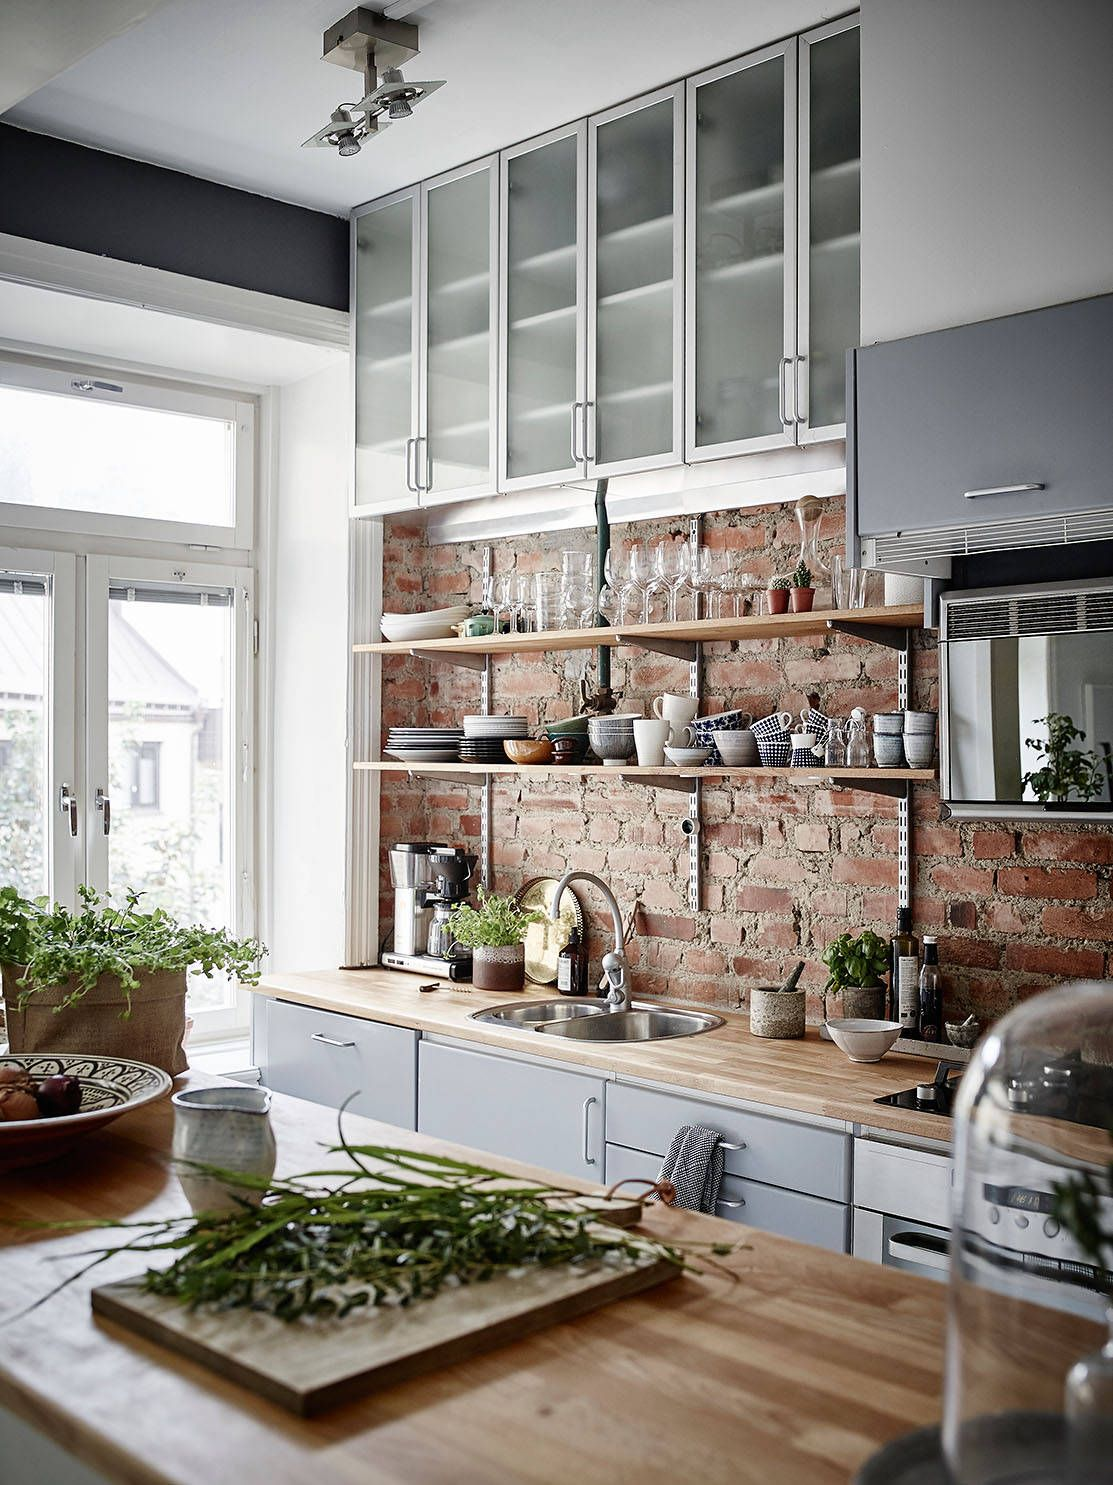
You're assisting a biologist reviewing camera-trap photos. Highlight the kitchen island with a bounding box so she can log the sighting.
[0,1071,951,1485]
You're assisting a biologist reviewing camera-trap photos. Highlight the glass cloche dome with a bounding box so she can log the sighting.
[944,981,1113,1484]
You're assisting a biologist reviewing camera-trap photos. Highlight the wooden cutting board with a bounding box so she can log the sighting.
[91,1239,680,1416]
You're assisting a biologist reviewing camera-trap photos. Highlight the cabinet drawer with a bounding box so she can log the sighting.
[262,999,417,1130]
[853,1137,953,1229]
[418,1040,606,1181]
[606,1082,849,1201]
[605,1144,848,1253]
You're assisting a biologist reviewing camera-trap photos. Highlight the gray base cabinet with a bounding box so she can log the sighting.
[261,998,417,1130]
[605,1143,849,1253]
[418,1039,606,1180]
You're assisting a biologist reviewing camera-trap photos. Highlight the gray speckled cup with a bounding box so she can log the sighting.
[749,987,806,1039]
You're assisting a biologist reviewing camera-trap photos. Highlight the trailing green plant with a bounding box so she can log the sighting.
[791,561,813,590]
[18,1134,742,1324]
[821,929,890,993]
[769,575,791,592]
[0,885,264,1015]
[1022,712,1104,804]
[446,888,543,950]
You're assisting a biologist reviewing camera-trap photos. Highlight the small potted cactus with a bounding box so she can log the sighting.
[789,561,815,613]
[766,574,791,615]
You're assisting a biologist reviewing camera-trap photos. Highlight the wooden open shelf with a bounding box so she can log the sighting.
[356,603,926,658]
[357,761,935,785]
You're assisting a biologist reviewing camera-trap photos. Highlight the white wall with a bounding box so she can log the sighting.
[268,359,349,970]
[860,0,1113,343]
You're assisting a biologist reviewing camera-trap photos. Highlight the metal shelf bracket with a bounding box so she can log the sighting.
[614,633,699,662]
[826,620,910,652]
[407,770,483,788]
[409,647,487,671]
[616,773,698,795]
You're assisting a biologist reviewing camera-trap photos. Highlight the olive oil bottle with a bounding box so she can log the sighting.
[890,907,920,1037]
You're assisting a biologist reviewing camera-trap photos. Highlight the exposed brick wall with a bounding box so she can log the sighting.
[377,497,1112,1026]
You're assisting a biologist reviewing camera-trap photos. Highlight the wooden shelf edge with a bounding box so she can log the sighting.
[356,761,937,783]
[356,604,928,657]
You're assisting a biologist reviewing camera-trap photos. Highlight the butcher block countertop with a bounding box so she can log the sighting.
[0,1073,951,1485]
[256,968,955,1142]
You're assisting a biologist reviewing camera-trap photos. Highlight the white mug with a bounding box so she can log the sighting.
[652,693,699,744]
[633,717,671,766]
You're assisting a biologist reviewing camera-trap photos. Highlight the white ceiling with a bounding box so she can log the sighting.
[3,0,848,215]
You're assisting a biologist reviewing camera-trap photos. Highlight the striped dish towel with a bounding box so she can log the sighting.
[650,1124,725,1214]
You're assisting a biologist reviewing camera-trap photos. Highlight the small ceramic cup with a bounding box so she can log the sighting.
[873,733,906,768]
[172,1086,276,1215]
[903,710,938,734]
[873,712,905,734]
[633,717,671,766]
[652,693,700,743]
[903,733,936,768]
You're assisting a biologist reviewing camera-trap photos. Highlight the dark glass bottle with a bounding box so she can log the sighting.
[918,936,943,1043]
[890,907,920,1036]
[557,927,586,996]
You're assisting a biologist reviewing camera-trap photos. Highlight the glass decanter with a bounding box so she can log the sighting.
[846,709,871,769]
[1065,1307,1113,1484]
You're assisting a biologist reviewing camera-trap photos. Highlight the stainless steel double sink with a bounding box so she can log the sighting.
[470,999,724,1042]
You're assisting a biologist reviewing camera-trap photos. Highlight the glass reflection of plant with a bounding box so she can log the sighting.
[1022,712,1104,804]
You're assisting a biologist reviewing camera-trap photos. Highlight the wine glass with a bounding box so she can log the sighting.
[625,543,653,623]
[690,546,723,620]
[653,539,692,623]
[493,575,514,633]
[512,573,533,633]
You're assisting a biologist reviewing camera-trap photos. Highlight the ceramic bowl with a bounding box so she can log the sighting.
[714,729,759,766]
[946,1019,981,1049]
[902,734,936,768]
[664,745,712,767]
[0,1054,172,1172]
[504,738,554,765]
[548,734,589,765]
[825,1018,903,1063]
[546,713,592,736]
[588,720,635,764]
[873,712,905,734]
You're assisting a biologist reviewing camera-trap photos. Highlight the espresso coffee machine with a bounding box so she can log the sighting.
[383,843,477,980]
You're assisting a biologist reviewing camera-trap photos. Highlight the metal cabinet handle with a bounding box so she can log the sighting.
[570,401,584,464]
[794,354,807,431]
[778,357,791,430]
[59,784,78,837]
[404,437,417,493]
[719,1140,746,1151]
[95,788,111,836]
[584,401,595,464]
[963,482,1045,500]
[310,1032,357,1049]
[415,435,429,493]
[581,1094,598,1165]
[887,1232,950,1271]
[716,1197,746,1209]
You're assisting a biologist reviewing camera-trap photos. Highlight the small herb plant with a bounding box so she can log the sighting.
[769,575,791,592]
[446,889,543,950]
[1051,1131,1113,1298]
[1022,712,1105,804]
[821,929,889,992]
[791,561,813,590]
[0,885,264,1015]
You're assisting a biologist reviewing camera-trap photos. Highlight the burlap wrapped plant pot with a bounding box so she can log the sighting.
[2,963,188,1075]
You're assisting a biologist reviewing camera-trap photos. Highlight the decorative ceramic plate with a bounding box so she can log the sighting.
[515,878,584,985]
[0,1053,172,1172]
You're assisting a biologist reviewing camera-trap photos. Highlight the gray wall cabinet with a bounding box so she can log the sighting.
[417,1039,606,1180]
[261,998,417,1130]
[850,292,1113,555]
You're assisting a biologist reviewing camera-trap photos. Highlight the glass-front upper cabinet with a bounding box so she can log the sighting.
[352,188,420,514]
[687,40,797,461]
[500,123,587,490]
[587,85,683,477]
[797,16,860,443]
[419,157,498,504]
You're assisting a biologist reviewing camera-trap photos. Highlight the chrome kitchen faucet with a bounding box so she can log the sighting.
[549,871,631,1012]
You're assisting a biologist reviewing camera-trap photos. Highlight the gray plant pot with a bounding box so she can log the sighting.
[841,983,887,1020]
[749,987,806,1039]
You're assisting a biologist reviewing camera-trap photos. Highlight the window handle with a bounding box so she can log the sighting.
[59,784,78,837]
[95,788,111,836]
[310,1032,357,1049]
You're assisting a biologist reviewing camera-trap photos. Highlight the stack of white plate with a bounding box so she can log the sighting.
[462,715,529,740]
[380,605,472,643]
[385,727,463,763]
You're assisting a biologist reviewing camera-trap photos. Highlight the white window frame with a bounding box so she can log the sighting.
[0,354,255,550]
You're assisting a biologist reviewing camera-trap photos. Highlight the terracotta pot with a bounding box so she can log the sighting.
[766,588,790,615]
[841,983,887,1020]
[471,944,526,993]
[2,963,189,1075]
[789,587,816,613]
[749,987,806,1039]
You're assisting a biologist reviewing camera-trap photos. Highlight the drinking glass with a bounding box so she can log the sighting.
[833,554,867,610]
[691,546,723,620]
[493,575,514,633]
[653,539,692,622]
[626,542,655,623]
[512,573,534,633]
[534,575,563,632]
[561,550,593,588]
[560,576,593,629]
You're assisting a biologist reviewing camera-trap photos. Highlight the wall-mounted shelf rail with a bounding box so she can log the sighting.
[358,762,934,786]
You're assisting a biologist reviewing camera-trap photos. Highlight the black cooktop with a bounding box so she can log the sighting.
[874,1079,958,1118]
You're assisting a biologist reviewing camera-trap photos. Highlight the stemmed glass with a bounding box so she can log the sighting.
[652,539,692,622]
[512,574,534,633]
[690,546,723,620]
[625,543,653,623]
[493,575,514,633]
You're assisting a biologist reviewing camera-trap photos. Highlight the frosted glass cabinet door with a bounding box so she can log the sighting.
[353,190,419,513]
[420,158,498,503]
[798,17,860,441]
[500,124,586,489]
[587,86,683,475]
[687,41,797,460]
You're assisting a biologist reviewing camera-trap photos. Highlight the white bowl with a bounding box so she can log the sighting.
[825,1018,903,1063]
[664,746,712,767]
[382,605,471,623]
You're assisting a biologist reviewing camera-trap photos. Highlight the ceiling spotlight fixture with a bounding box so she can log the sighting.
[303,7,445,158]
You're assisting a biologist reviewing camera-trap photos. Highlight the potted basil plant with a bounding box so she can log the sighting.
[821,929,889,1021]
[0,886,264,1075]
[446,890,544,993]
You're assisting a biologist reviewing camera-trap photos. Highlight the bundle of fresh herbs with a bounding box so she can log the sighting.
[31,1141,724,1324]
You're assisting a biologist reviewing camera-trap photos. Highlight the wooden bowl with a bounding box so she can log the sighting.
[0,1053,172,1171]
[503,738,553,765]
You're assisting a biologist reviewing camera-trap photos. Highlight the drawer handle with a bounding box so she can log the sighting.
[582,1095,598,1166]
[887,1232,950,1272]
[963,482,1045,500]
[719,1140,745,1151]
[310,1032,357,1049]
[716,1197,745,1209]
